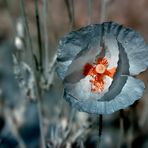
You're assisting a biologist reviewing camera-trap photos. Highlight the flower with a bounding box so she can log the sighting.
[83,57,116,93]
[56,22,148,114]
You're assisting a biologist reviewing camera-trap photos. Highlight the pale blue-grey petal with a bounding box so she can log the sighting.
[105,76,145,114]
[57,25,101,61]
[57,24,103,79]
[103,22,148,75]
[57,22,148,78]
[64,44,102,81]
[64,75,144,115]
[100,40,129,102]
[56,60,72,80]
[104,33,119,69]
[64,91,106,114]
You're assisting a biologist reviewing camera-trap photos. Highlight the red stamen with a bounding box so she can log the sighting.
[104,67,116,78]
[97,57,108,66]
[83,63,93,75]
[83,57,116,93]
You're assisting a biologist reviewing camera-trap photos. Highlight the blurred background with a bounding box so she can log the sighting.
[0,0,148,148]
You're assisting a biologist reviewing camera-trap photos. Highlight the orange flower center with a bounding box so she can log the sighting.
[96,64,106,74]
[83,57,116,93]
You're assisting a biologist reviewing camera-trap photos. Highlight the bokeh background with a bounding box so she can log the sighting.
[0,0,148,148]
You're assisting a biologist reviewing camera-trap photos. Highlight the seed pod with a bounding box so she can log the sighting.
[56,22,148,114]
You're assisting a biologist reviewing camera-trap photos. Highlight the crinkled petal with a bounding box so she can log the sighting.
[57,24,103,80]
[103,22,148,75]
[104,33,119,69]
[64,76,144,114]
[105,76,145,114]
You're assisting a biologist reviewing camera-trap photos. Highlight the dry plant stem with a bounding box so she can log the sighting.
[61,108,76,145]
[20,0,36,70]
[139,90,148,127]
[34,0,43,71]
[87,0,92,24]
[68,108,76,128]
[64,0,75,30]
[6,110,26,148]
[67,108,76,136]
[70,124,88,144]
[64,0,71,28]
[34,0,46,147]
[99,115,103,138]
[80,141,85,148]
[42,0,49,79]
[97,115,103,148]
[127,128,133,148]
[118,110,124,148]
[36,90,46,148]
[70,0,75,29]
[5,0,17,42]
[127,108,137,148]
[100,0,108,23]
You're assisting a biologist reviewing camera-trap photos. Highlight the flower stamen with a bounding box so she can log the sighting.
[83,57,116,93]
[96,64,106,74]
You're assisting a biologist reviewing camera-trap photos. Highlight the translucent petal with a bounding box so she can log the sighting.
[64,76,144,114]
[105,76,145,114]
[103,22,148,75]
[57,24,103,80]
[104,33,119,69]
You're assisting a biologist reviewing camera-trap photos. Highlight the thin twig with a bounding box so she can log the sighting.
[36,92,46,148]
[34,0,46,147]
[64,0,72,26]
[97,115,103,148]
[70,0,75,29]
[6,109,26,148]
[118,110,124,148]
[99,115,103,145]
[42,0,49,79]
[20,0,33,52]
[64,0,75,30]
[32,77,46,148]
[5,0,16,42]
[100,0,109,23]
[99,115,103,138]
[20,0,36,70]
[62,108,76,142]
[87,0,92,24]
[67,108,76,136]
[139,90,148,127]
[34,0,43,71]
